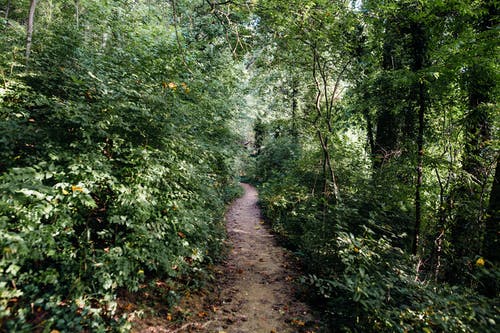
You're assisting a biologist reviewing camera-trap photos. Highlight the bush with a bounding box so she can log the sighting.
[253,119,499,332]
[0,2,244,330]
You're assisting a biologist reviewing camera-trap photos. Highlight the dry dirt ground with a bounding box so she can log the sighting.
[132,183,317,333]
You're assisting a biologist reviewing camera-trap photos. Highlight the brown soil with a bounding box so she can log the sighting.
[132,183,316,333]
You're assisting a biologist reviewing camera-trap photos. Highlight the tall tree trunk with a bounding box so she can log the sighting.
[413,80,425,255]
[410,21,427,256]
[311,48,340,204]
[26,0,37,64]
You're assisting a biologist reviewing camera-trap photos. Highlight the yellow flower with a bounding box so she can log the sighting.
[168,82,177,90]
[71,185,84,192]
[353,246,360,253]
[476,257,485,267]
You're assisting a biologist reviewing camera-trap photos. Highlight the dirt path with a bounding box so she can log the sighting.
[132,183,315,333]
[202,183,313,333]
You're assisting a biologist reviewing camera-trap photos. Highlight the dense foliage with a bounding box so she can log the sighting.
[1,0,244,331]
[247,0,499,332]
[1,0,498,332]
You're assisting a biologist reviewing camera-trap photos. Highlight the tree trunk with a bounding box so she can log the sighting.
[26,0,37,64]
[480,155,500,297]
[413,80,425,255]
[364,109,375,160]
[317,131,339,203]
[75,0,80,29]
[291,79,298,136]
[485,155,500,263]
[446,0,497,283]
[4,0,10,20]
[410,21,427,256]
[447,62,493,278]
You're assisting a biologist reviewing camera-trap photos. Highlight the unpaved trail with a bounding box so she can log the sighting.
[203,183,314,333]
[132,183,316,333]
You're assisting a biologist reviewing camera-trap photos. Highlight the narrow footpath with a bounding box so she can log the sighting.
[133,183,315,333]
[204,183,314,332]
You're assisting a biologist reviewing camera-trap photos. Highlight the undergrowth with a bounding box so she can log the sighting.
[249,122,499,333]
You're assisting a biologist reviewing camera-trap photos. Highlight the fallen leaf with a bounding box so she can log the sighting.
[166,313,172,321]
[198,311,208,318]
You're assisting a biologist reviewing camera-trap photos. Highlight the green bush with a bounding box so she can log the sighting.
[0,1,244,331]
[253,119,499,332]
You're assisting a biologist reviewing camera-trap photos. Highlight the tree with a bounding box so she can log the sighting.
[445,0,498,283]
[254,0,363,203]
[1,0,246,330]
[25,0,36,63]
[482,154,500,296]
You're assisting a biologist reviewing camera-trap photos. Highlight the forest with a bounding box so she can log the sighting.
[0,0,498,332]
